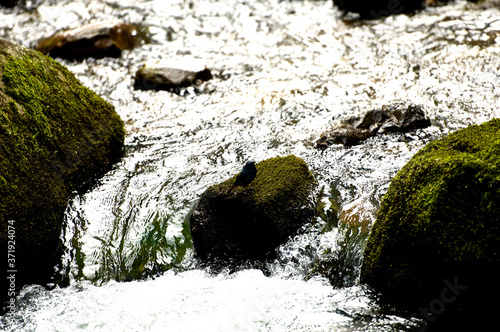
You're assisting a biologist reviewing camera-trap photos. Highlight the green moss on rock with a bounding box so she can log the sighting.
[0,39,125,292]
[361,118,500,307]
[190,155,317,262]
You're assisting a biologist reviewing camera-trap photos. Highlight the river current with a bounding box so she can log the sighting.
[1,0,500,330]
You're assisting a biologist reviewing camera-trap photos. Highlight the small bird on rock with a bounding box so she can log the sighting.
[227,160,257,193]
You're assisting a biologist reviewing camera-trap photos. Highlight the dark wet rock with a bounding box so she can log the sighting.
[0,0,20,8]
[361,119,500,312]
[190,155,317,263]
[35,21,137,60]
[315,120,373,148]
[315,103,431,148]
[0,39,124,299]
[334,0,425,19]
[134,58,212,92]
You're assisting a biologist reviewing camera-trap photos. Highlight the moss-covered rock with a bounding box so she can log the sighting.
[0,39,124,296]
[361,119,500,311]
[190,155,317,263]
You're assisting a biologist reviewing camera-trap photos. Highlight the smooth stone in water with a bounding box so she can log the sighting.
[36,21,138,59]
[315,103,431,148]
[134,58,212,92]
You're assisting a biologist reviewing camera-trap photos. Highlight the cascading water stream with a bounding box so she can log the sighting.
[1,0,500,330]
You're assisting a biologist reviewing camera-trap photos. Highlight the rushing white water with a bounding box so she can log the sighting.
[2,0,500,330]
[4,270,419,332]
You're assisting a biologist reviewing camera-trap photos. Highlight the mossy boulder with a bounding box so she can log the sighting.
[0,39,125,296]
[190,155,317,262]
[361,119,500,312]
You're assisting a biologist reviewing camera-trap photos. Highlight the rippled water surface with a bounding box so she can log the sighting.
[2,0,500,330]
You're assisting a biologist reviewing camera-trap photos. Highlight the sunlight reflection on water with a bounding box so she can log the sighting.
[2,0,500,330]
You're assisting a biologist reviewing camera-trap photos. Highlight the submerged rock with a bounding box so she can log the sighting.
[0,39,124,297]
[190,155,317,263]
[36,21,137,60]
[361,119,500,314]
[315,103,431,148]
[134,58,212,92]
[334,0,425,19]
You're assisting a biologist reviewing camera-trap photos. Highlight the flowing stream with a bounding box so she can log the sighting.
[1,0,500,330]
